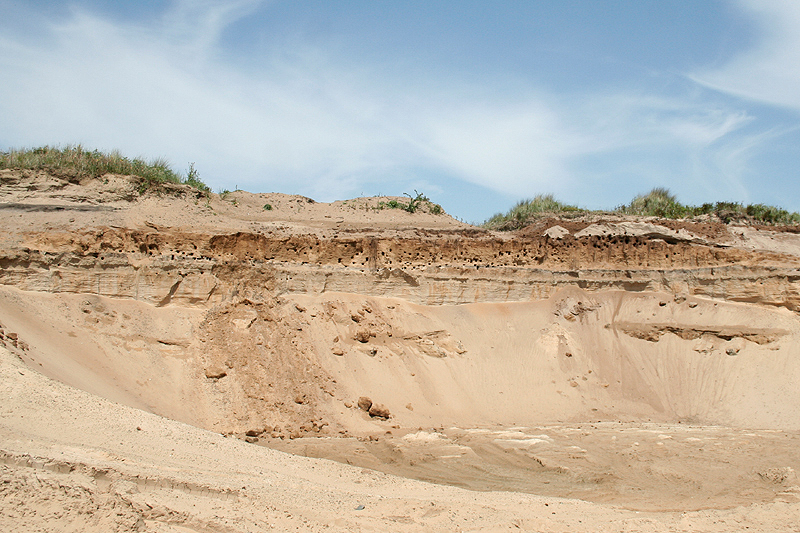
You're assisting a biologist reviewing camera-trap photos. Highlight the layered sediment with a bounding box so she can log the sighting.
[4,222,800,309]
[2,171,800,525]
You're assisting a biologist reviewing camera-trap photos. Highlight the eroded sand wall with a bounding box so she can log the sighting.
[2,284,799,438]
[2,224,800,436]
[3,229,800,308]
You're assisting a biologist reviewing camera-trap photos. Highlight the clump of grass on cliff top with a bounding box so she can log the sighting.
[483,194,583,230]
[618,187,800,224]
[618,187,690,218]
[483,187,800,230]
[0,145,210,194]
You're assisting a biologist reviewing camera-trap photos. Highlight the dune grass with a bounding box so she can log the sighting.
[484,188,800,229]
[0,145,210,194]
[483,194,584,230]
[618,188,800,224]
[377,191,444,215]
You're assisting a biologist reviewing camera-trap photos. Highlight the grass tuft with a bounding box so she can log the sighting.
[483,194,583,230]
[618,187,689,218]
[0,145,210,194]
[617,187,800,225]
[183,162,210,193]
[483,187,800,229]
[377,190,444,214]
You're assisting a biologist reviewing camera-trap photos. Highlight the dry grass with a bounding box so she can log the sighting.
[0,145,210,194]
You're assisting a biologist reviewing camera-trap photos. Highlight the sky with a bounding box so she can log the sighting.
[2,0,800,222]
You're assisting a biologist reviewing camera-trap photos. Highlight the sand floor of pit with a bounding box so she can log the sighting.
[265,422,800,512]
[4,344,800,532]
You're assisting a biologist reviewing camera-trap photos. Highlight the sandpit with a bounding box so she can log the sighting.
[2,171,800,531]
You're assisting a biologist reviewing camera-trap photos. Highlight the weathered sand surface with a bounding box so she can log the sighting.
[2,170,800,531]
[271,423,800,512]
[3,344,800,532]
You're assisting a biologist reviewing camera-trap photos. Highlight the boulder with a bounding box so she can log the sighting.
[368,403,391,420]
[357,396,372,411]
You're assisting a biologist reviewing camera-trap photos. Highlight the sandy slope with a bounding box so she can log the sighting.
[3,346,800,532]
[2,171,800,531]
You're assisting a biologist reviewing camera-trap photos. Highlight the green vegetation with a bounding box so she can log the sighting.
[619,187,688,218]
[263,203,273,211]
[741,203,800,224]
[378,190,444,214]
[183,162,209,193]
[483,187,800,230]
[216,189,240,206]
[0,145,210,194]
[484,194,583,230]
[617,188,800,225]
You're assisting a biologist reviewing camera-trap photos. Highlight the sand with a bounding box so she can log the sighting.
[2,170,800,531]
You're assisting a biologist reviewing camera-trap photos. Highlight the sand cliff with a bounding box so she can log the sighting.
[2,170,800,531]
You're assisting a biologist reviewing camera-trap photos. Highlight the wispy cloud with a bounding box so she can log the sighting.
[0,0,792,217]
[0,3,580,199]
[416,100,576,194]
[546,91,759,204]
[690,0,800,111]
[161,0,265,52]
[0,4,396,195]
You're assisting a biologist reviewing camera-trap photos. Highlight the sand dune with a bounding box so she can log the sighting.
[2,171,800,531]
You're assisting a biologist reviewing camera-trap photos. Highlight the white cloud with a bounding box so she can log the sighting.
[0,3,578,198]
[0,5,401,194]
[417,101,576,195]
[0,0,786,214]
[691,0,800,111]
[573,93,752,148]
[161,0,265,52]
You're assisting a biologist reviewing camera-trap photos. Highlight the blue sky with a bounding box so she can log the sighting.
[2,1,800,222]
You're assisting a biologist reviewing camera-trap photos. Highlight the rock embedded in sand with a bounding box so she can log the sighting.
[357,396,372,411]
[204,366,227,379]
[368,403,391,419]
